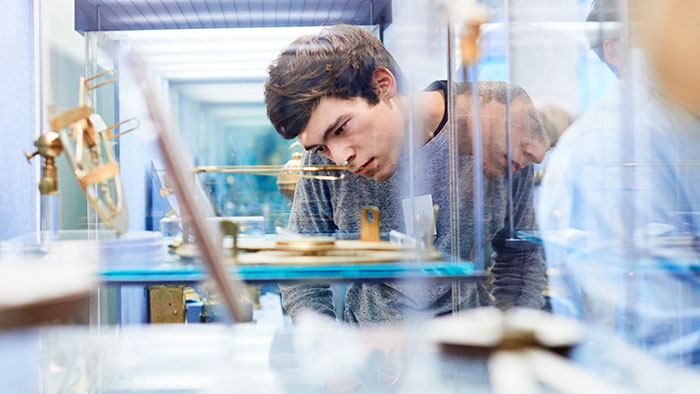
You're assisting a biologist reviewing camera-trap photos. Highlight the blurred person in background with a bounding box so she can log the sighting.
[537,0,700,365]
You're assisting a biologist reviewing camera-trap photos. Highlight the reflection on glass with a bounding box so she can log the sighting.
[264,14,548,325]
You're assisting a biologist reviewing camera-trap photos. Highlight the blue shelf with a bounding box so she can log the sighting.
[100,260,480,285]
[76,0,392,32]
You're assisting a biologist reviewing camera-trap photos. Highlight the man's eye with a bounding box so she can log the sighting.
[315,146,326,153]
[335,123,346,135]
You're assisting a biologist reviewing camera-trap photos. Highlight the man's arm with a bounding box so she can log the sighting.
[490,166,546,309]
[279,152,339,322]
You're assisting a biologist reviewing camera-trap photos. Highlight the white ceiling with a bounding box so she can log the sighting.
[171,82,265,104]
[108,26,327,104]
[109,26,325,82]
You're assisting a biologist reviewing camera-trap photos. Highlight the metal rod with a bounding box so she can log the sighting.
[447,23,461,314]
[84,31,99,238]
[619,0,638,349]
[405,0,416,241]
[194,164,348,173]
[505,0,515,240]
[470,64,485,273]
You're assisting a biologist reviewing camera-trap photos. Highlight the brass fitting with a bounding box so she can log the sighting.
[25,131,63,195]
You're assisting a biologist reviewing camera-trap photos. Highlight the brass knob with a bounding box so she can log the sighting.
[38,176,58,195]
[34,131,63,158]
[290,141,304,160]
[24,150,39,163]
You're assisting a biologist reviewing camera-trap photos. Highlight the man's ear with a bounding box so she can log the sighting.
[603,39,623,73]
[371,67,398,100]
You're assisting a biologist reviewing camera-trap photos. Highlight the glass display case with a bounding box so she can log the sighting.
[3,0,698,371]
[18,0,488,327]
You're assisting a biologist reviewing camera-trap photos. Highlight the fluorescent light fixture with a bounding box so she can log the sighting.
[109,26,327,81]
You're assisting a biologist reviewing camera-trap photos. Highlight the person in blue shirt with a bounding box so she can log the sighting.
[537,0,700,365]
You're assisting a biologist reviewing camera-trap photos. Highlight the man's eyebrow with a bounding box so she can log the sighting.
[527,109,540,126]
[303,113,347,150]
[508,109,541,135]
[526,108,548,141]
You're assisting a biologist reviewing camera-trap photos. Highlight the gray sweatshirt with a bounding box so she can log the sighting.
[280,89,546,325]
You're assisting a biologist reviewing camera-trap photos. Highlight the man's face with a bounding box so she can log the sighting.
[480,99,548,180]
[299,95,405,181]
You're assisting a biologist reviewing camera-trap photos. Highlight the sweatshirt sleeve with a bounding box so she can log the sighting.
[489,165,547,309]
[279,152,339,321]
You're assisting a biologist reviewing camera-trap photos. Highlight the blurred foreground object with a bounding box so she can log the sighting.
[426,308,638,394]
[642,0,700,115]
[0,252,95,329]
[426,307,582,355]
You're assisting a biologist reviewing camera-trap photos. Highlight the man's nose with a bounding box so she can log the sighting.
[525,143,546,164]
[533,146,546,164]
[330,142,355,166]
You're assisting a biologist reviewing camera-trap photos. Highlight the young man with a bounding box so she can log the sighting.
[265,24,549,324]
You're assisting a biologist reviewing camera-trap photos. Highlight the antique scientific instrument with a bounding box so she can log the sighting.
[230,206,443,265]
[25,70,137,235]
[194,141,347,202]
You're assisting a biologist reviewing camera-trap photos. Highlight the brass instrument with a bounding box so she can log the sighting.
[228,206,442,266]
[194,141,348,202]
[25,70,138,234]
[194,163,348,177]
[175,205,442,265]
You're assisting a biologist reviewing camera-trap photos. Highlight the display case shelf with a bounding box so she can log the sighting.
[100,259,481,285]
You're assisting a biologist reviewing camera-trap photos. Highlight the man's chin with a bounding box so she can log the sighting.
[483,169,505,180]
[374,174,391,182]
[365,162,395,182]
